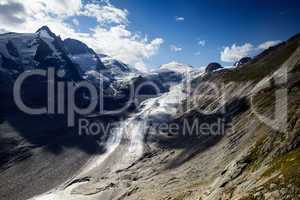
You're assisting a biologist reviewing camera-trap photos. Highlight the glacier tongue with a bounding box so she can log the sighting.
[29,80,186,200]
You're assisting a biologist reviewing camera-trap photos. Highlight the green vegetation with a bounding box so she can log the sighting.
[248,148,300,199]
[251,88,276,114]
[262,148,300,185]
[238,194,256,200]
[246,125,270,171]
[172,191,192,200]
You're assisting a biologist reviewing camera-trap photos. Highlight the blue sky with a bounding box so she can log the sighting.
[0,0,300,70]
[110,0,300,67]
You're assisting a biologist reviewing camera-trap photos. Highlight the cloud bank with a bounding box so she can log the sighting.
[221,40,282,62]
[258,40,281,50]
[220,43,254,62]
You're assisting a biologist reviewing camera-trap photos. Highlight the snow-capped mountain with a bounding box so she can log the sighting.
[0,26,82,81]
[63,38,141,85]
[0,26,171,111]
[98,54,141,79]
[63,37,141,79]
[159,61,193,73]
[0,26,190,91]
[99,54,130,72]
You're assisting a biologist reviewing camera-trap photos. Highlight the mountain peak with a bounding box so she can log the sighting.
[160,61,193,73]
[36,26,57,39]
[205,62,223,73]
[36,26,52,33]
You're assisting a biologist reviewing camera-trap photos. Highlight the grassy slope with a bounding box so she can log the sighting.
[220,34,300,199]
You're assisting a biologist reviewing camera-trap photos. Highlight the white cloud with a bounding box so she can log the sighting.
[0,0,163,69]
[170,45,182,52]
[258,40,281,50]
[80,25,163,68]
[0,0,26,24]
[198,40,206,47]
[220,43,254,62]
[72,18,79,26]
[175,16,184,21]
[220,39,282,62]
[134,62,148,73]
[23,0,82,17]
[79,2,128,25]
[194,51,201,56]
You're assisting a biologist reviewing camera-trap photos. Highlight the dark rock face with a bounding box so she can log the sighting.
[131,75,168,95]
[50,37,83,81]
[64,38,106,71]
[6,40,19,57]
[34,36,81,81]
[98,54,132,75]
[64,38,92,55]
[105,58,130,72]
[205,62,223,73]
[0,53,22,72]
[156,69,183,85]
[34,39,53,63]
[234,57,252,67]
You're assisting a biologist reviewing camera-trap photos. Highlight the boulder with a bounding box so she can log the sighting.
[205,62,223,73]
[234,57,252,67]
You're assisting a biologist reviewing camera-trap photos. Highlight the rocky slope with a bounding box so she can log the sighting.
[113,33,300,200]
